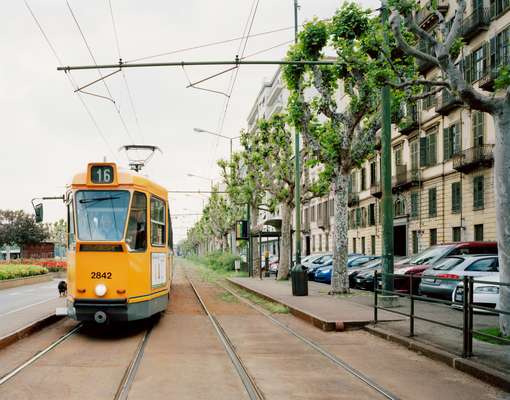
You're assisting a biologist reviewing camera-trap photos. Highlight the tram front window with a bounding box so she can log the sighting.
[76,190,130,241]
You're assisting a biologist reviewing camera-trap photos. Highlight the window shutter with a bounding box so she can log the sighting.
[464,54,472,82]
[420,137,428,167]
[443,128,451,160]
[453,123,461,154]
[428,134,437,165]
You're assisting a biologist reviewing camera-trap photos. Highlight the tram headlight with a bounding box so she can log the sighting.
[95,284,107,297]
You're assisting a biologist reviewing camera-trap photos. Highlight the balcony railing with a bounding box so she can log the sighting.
[461,7,490,41]
[370,183,382,198]
[479,64,504,91]
[452,145,494,173]
[416,0,449,28]
[435,90,463,115]
[348,191,360,207]
[393,165,421,191]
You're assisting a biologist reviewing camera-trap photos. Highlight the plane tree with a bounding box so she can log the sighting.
[388,0,510,335]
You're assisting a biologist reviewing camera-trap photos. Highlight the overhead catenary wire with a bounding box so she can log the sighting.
[23,0,117,161]
[65,0,136,146]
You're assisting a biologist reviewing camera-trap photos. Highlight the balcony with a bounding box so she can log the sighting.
[460,7,490,41]
[399,105,419,135]
[452,145,494,173]
[416,0,449,28]
[370,183,382,198]
[479,64,504,92]
[317,213,330,230]
[435,90,463,115]
[392,165,421,192]
[348,191,359,207]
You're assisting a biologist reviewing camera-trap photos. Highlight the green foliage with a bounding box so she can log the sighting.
[0,210,48,248]
[388,0,419,15]
[0,264,48,280]
[329,2,371,43]
[202,251,240,271]
[449,38,465,59]
[495,66,510,90]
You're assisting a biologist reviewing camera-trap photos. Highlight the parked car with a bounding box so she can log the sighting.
[452,274,501,312]
[305,253,333,280]
[314,255,380,284]
[349,258,382,288]
[419,255,499,299]
[392,242,498,294]
[314,261,333,284]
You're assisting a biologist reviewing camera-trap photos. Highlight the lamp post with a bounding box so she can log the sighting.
[193,128,240,160]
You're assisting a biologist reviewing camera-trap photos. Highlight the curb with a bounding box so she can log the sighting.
[364,325,510,392]
[0,274,52,291]
[0,314,63,352]
[227,278,371,332]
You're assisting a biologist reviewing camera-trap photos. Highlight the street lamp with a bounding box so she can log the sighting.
[193,128,240,160]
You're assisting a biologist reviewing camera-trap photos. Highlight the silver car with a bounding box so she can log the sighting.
[419,255,499,299]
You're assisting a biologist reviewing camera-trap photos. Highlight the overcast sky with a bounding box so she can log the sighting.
[1,0,377,242]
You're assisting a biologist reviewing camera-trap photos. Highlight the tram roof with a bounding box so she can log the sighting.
[71,165,168,199]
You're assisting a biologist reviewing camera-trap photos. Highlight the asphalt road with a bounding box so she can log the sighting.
[0,280,65,337]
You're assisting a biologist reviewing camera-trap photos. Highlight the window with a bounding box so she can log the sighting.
[473,176,484,210]
[466,258,498,272]
[325,233,329,252]
[472,111,485,147]
[423,92,437,110]
[490,0,510,18]
[443,123,461,160]
[411,192,419,219]
[318,235,322,252]
[430,229,437,246]
[368,204,376,226]
[329,199,334,217]
[350,172,358,192]
[356,208,361,227]
[394,144,403,166]
[311,205,316,222]
[428,188,437,217]
[489,26,510,75]
[452,182,462,214]
[361,168,367,191]
[452,227,461,242]
[370,161,377,186]
[67,198,75,247]
[475,224,484,241]
[361,237,366,254]
[126,192,147,251]
[410,140,419,171]
[412,230,419,254]
[371,235,376,255]
[420,128,438,167]
[150,197,166,246]
[394,198,406,217]
[361,207,367,227]
[472,45,488,81]
[312,235,316,252]
[317,202,322,221]
[353,238,357,253]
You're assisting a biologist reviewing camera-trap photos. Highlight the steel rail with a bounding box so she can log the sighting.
[219,283,401,400]
[184,271,264,400]
[114,325,153,400]
[0,323,83,386]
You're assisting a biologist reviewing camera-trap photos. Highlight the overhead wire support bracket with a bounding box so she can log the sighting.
[74,68,121,93]
[57,58,338,72]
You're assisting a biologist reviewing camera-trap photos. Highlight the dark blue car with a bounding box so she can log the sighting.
[314,255,380,284]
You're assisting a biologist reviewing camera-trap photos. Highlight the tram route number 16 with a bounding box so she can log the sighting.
[91,165,114,184]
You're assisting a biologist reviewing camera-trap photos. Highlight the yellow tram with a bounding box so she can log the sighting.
[61,162,173,323]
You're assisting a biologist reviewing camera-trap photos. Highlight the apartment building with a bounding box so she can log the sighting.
[347,0,507,256]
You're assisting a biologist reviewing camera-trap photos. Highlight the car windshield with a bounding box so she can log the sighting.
[408,245,451,265]
[433,257,464,271]
[359,259,381,269]
[76,190,130,241]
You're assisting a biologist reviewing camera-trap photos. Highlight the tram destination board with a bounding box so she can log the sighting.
[91,165,114,184]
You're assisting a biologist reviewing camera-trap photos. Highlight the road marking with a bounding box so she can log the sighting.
[0,298,59,317]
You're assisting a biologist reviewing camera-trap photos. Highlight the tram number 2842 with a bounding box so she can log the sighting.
[90,272,112,279]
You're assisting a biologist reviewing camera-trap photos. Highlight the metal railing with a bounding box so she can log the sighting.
[452,145,494,171]
[373,272,510,357]
[460,7,490,40]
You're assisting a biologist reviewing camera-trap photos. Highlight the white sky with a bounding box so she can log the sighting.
[0,0,377,243]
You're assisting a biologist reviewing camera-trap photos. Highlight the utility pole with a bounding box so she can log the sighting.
[380,3,395,303]
[291,0,307,296]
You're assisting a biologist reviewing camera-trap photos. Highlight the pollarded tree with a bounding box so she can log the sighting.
[389,0,510,336]
[283,4,398,294]
[202,187,235,251]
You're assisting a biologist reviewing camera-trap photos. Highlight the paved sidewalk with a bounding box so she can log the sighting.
[0,279,65,338]
[228,277,401,331]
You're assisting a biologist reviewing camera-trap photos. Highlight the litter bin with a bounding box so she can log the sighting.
[291,264,308,296]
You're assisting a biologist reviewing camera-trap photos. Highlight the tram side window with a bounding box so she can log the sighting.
[67,200,75,247]
[151,197,166,246]
[168,209,173,250]
[126,192,147,251]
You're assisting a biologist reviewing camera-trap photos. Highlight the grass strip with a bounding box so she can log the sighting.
[474,327,510,345]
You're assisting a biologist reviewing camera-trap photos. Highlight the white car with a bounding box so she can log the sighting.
[452,274,500,312]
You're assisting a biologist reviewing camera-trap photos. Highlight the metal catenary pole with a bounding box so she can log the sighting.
[380,3,394,294]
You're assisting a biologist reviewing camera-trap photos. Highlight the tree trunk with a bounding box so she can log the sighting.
[331,171,350,294]
[494,111,510,336]
[222,234,229,252]
[277,203,292,280]
[251,204,261,276]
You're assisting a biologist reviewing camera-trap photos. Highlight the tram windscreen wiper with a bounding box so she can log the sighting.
[79,196,120,204]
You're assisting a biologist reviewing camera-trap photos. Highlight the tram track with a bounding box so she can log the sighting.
[217,281,401,400]
[184,270,265,400]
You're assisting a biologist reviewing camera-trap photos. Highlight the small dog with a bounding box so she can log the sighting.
[58,281,67,297]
